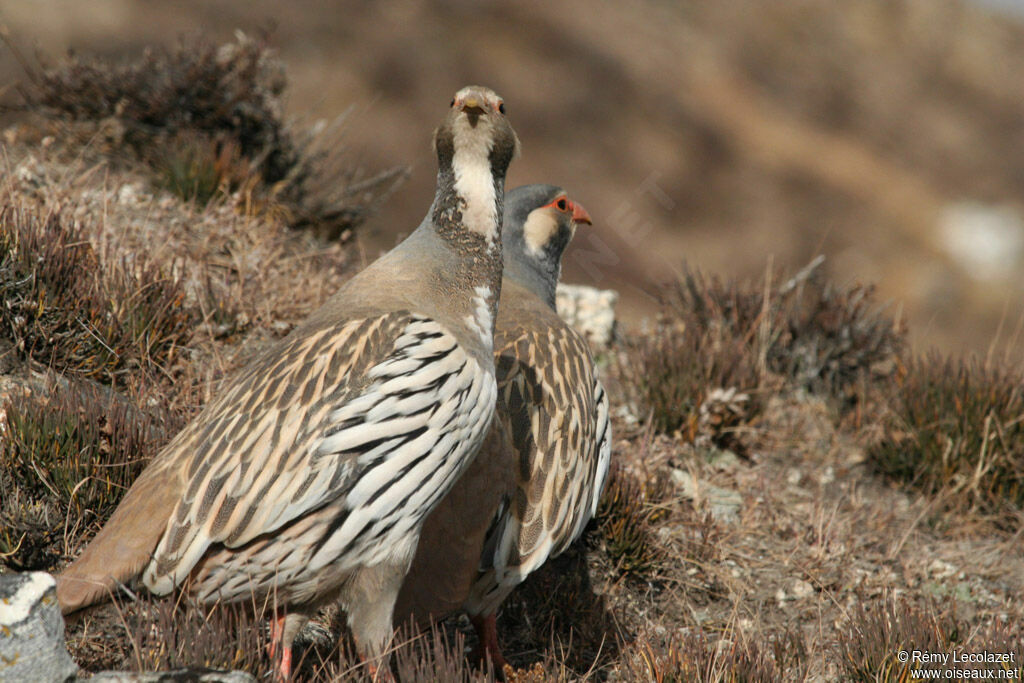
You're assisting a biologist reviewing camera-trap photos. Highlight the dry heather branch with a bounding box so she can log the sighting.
[622,257,904,444]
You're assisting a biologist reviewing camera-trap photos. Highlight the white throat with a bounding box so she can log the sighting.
[451,118,499,241]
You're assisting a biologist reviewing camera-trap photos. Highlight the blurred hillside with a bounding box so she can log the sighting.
[3,0,1024,361]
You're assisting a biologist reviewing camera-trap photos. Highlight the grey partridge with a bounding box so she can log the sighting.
[394,184,612,672]
[56,85,520,679]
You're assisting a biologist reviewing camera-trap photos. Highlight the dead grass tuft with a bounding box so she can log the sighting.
[0,202,194,386]
[147,131,258,207]
[498,542,621,676]
[839,597,1024,682]
[0,381,178,571]
[129,598,271,675]
[594,463,669,580]
[625,627,808,682]
[871,352,1024,518]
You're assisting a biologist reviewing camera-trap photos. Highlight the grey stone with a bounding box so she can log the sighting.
[0,571,78,683]
[670,469,743,523]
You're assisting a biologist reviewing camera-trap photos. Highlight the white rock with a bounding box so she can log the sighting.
[117,183,149,205]
[790,578,815,600]
[555,283,619,347]
[938,201,1024,280]
[0,572,78,683]
[776,578,814,604]
[0,572,55,625]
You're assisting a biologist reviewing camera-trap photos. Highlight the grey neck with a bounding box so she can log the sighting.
[505,250,560,310]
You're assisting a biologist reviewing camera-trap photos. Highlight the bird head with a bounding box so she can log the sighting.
[502,184,593,305]
[433,86,520,181]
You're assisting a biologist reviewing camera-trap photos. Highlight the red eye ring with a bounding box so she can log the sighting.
[556,197,569,212]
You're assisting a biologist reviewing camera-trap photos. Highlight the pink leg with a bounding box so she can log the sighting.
[268,612,293,681]
[470,613,509,676]
[357,652,395,682]
[368,662,395,682]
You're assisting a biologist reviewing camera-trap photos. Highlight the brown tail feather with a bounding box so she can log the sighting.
[57,464,182,615]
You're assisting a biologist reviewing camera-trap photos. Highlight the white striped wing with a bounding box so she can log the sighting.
[142,314,496,597]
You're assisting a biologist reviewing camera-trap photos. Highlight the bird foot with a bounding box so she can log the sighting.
[267,612,293,681]
[469,613,508,680]
[469,645,509,681]
[362,656,396,683]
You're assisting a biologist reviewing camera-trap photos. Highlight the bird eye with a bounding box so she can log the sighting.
[556,198,569,211]
[498,102,506,114]
[450,98,456,108]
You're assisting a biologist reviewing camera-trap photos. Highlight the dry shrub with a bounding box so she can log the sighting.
[871,353,1024,517]
[10,33,291,178]
[769,267,904,400]
[0,202,193,386]
[623,258,904,441]
[7,32,406,236]
[0,381,178,570]
[840,597,1023,682]
[622,268,763,438]
[626,628,808,682]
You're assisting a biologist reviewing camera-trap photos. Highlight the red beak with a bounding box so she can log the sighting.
[570,200,593,225]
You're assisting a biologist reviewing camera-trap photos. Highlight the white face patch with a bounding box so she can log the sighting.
[523,209,559,257]
[451,114,499,241]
